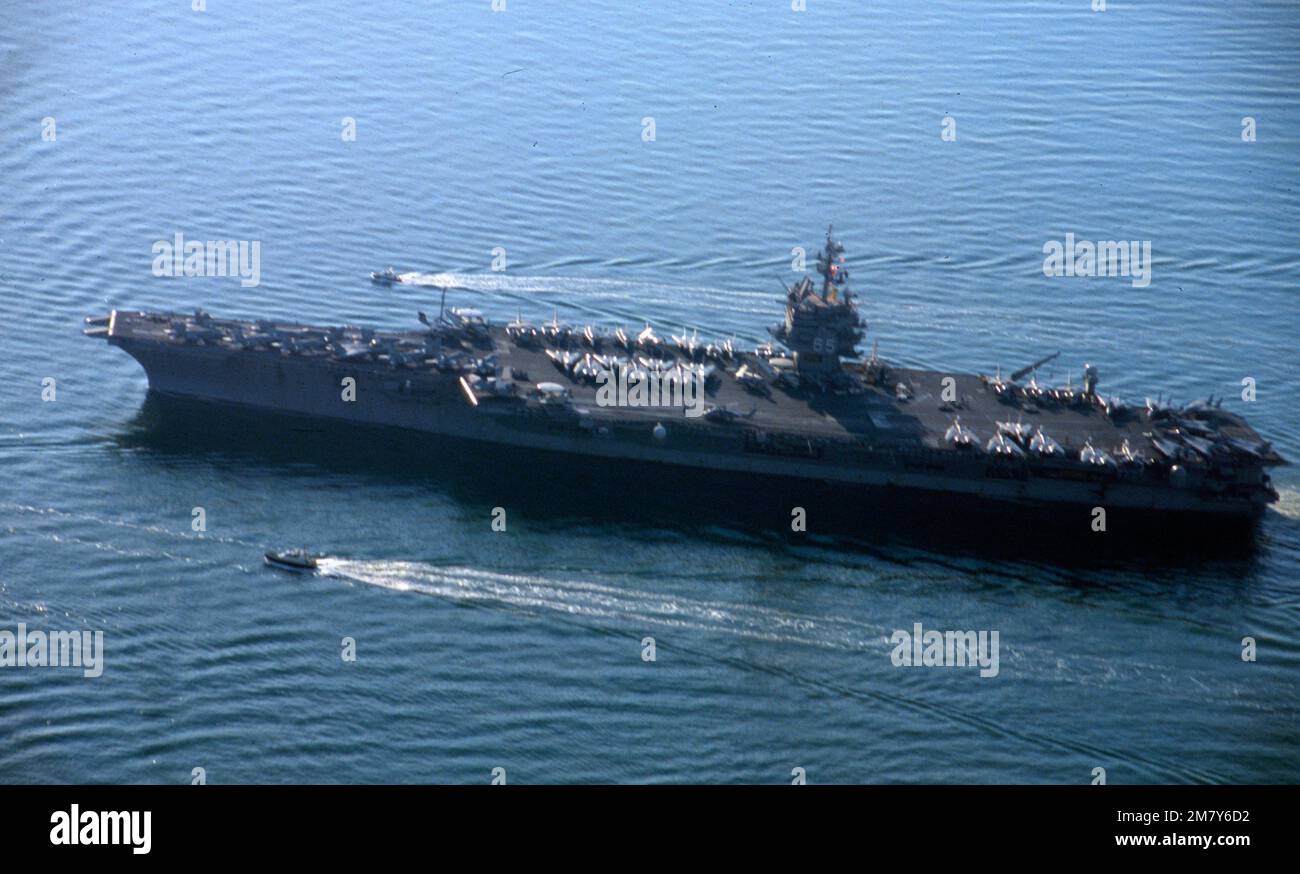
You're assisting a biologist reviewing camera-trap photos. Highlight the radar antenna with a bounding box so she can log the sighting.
[814,224,851,301]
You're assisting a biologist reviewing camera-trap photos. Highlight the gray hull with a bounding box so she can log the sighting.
[111,331,1273,520]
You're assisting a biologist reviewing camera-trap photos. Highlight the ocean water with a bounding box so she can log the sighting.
[1,0,1298,783]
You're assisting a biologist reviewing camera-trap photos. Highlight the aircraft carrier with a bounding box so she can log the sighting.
[86,230,1284,536]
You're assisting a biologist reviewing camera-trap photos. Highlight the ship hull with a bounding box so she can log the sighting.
[113,335,1271,531]
[124,388,1265,559]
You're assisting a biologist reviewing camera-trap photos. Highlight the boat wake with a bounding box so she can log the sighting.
[312,557,1274,782]
[0,501,263,549]
[390,271,770,322]
[314,557,1295,712]
[1271,486,1300,521]
[316,558,889,651]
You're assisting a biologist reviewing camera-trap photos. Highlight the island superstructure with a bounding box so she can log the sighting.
[85,229,1284,530]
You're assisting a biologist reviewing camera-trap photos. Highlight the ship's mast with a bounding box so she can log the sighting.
[769,226,866,381]
[815,224,850,302]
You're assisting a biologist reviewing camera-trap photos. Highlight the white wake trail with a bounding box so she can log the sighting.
[392,272,771,319]
[317,558,887,651]
[1271,486,1300,520]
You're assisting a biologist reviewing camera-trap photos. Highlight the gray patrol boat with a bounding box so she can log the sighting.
[86,229,1283,537]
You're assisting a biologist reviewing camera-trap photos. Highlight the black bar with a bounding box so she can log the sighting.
[5,785,1285,859]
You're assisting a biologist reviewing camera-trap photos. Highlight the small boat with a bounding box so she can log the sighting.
[370,267,401,285]
[264,549,319,572]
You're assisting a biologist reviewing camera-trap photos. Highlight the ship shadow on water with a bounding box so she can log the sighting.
[117,392,1271,568]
